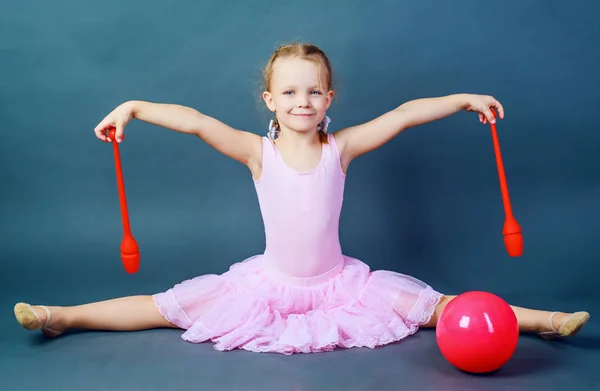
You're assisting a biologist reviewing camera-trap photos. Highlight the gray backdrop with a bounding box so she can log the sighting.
[1,1,599,389]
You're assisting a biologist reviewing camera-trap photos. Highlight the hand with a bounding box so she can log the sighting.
[464,94,504,125]
[94,101,135,143]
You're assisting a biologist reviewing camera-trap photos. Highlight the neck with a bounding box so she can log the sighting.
[276,127,320,148]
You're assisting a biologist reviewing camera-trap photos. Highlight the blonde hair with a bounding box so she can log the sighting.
[263,43,333,143]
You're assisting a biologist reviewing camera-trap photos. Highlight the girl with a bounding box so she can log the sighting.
[14,43,589,354]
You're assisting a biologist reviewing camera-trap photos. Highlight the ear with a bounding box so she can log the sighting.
[262,91,276,112]
[325,90,335,110]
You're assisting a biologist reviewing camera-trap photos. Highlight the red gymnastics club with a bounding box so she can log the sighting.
[107,127,140,273]
[489,109,523,257]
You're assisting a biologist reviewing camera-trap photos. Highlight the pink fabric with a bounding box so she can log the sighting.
[256,132,346,277]
[153,133,443,354]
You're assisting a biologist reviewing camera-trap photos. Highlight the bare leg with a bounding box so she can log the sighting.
[421,295,590,337]
[14,295,178,337]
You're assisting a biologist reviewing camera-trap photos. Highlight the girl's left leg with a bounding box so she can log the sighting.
[422,295,590,338]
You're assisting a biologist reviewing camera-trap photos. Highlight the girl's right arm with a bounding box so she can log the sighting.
[94,100,262,169]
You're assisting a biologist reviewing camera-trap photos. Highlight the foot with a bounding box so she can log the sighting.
[14,302,65,337]
[539,311,590,340]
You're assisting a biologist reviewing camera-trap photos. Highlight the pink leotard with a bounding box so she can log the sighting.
[254,133,345,278]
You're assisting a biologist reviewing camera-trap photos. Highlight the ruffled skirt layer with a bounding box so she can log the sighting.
[152,255,443,355]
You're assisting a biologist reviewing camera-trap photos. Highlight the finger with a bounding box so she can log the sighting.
[95,131,107,142]
[492,99,505,119]
[478,113,484,123]
[94,117,111,133]
[483,107,496,124]
[115,121,124,143]
[94,124,109,142]
[94,119,113,142]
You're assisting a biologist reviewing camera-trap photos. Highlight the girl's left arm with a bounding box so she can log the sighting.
[334,93,504,166]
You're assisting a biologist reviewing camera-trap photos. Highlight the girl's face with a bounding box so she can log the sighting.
[263,57,334,135]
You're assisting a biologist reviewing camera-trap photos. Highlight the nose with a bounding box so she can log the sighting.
[296,93,310,108]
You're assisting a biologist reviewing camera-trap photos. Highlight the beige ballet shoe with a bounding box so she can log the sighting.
[14,302,63,337]
[539,311,590,340]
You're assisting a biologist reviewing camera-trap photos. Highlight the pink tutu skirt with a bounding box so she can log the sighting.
[152,255,443,355]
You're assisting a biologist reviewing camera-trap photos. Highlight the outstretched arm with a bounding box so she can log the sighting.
[334,93,504,167]
[94,101,262,168]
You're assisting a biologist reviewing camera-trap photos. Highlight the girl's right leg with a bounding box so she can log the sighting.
[14,295,178,337]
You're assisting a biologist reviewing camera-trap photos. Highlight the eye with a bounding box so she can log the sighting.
[311,90,323,95]
[283,90,294,95]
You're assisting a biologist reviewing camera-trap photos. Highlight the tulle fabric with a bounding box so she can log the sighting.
[152,255,443,355]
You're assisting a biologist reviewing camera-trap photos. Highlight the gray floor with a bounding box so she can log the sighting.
[1,289,599,391]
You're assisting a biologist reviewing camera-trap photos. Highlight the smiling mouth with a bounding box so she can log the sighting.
[291,113,315,117]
